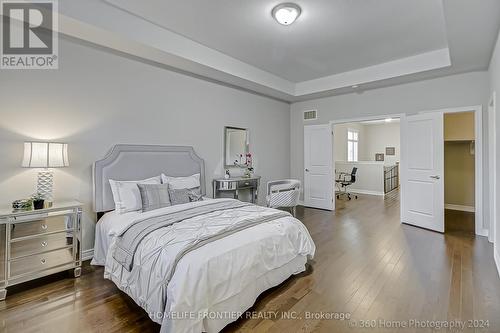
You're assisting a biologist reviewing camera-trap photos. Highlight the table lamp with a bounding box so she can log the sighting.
[21,142,69,205]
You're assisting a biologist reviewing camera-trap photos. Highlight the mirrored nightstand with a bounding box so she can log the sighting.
[0,201,82,300]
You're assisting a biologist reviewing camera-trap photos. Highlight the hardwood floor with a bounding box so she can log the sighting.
[445,209,475,233]
[1,192,499,332]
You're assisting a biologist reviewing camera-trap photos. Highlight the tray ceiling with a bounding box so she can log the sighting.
[55,0,500,101]
[106,0,449,82]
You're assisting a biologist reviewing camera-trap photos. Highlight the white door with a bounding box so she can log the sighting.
[400,113,444,232]
[304,124,333,210]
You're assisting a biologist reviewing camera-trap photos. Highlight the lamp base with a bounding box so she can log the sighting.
[37,169,53,202]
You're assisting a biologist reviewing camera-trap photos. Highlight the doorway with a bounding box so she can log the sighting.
[400,106,484,235]
[332,117,401,205]
[444,112,476,233]
[303,106,484,238]
[303,116,402,212]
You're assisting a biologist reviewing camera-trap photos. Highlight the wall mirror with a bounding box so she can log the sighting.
[224,126,249,167]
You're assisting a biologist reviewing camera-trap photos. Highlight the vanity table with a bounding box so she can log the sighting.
[219,126,260,203]
[213,176,261,204]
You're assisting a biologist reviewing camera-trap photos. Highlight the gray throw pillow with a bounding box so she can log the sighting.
[137,183,171,212]
[168,187,204,206]
[168,188,191,205]
[188,188,203,202]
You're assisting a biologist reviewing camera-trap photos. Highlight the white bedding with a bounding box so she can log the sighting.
[92,197,214,265]
[91,210,142,266]
[92,199,315,333]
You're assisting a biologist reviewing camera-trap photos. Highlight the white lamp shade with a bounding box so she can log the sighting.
[22,142,69,168]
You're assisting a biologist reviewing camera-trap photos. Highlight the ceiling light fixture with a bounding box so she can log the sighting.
[385,118,393,123]
[351,85,359,89]
[272,3,301,26]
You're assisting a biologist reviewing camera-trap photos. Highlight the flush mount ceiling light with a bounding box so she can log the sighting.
[385,118,393,123]
[272,3,301,25]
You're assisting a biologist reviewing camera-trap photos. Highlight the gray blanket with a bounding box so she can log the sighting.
[113,200,287,271]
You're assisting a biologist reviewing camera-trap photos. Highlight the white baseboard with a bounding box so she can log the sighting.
[495,246,500,279]
[476,228,489,237]
[444,204,475,212]
[82,248,94,261]
[347,189,384,196]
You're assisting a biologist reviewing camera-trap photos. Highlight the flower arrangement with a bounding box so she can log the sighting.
[245,153,253,167]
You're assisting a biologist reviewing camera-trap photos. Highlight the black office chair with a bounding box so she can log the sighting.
[335,167,358,200]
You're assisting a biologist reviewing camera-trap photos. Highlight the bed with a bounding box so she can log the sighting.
[91,144,315,333]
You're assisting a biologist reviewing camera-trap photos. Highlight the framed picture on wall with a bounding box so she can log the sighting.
[375,153,385,161]
[386,147,396,155]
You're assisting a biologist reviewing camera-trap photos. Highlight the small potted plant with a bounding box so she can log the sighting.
[32,193,45,210]
[244,167,254,178]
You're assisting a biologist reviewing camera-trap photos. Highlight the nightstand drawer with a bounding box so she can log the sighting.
[10,215,69,239]
[9,247,73,278]
[10,232,73,259]
[238,179,257,188]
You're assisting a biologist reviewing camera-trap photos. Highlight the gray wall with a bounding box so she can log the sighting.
[489,31,500,267]
[291,71,490,229]
[333,122,366,161]
[0,37,291,252]
[363,122,400,165]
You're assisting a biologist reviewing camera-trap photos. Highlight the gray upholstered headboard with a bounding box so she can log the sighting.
[93,144,206,213]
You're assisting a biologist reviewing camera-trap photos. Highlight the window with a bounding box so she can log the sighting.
[347,130,358,161]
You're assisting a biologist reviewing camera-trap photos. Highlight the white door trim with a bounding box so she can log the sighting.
[328,113,405,126]
[488,93,496,244]
[419,105,485,237]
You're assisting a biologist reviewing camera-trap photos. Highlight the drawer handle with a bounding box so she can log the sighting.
[40,258,46,264]
[41,241,48,247]
[41,224,48,230]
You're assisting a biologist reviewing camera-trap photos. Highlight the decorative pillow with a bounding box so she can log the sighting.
[168,188,191,206]
[161,173,200,190]
[188,189,203,202]
[137,183,171,212]
[109,176,161,214]
[168,188,204,206]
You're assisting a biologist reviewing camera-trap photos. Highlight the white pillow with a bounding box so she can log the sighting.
[161,173,200,190]
[109,176,161,214]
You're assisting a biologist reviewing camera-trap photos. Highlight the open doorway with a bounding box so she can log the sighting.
[303,107,484,237]
[333,117,400,203]
[444,112,476,233]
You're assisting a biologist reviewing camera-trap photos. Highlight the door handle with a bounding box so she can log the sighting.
[430,175,440,180]
[305,169,309,172]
